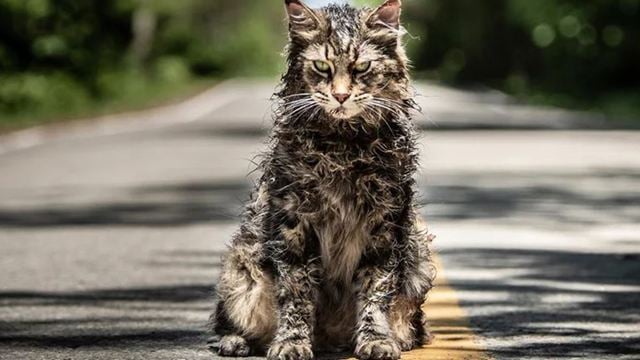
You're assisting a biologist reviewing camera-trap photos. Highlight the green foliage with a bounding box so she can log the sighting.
[403,0,639,98]
[0,72,89,114]
[1,0,638,126]
[0,0,284,127]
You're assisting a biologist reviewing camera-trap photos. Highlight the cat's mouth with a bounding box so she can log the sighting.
[332,107,347,116]
[328,105,362,120]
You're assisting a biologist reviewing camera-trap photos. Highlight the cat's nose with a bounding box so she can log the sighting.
[332,93,350,104]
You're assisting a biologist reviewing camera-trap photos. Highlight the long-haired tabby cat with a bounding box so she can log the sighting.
[210,1,435,359]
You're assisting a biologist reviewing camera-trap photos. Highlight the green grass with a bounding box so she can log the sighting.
[0,75,217,133]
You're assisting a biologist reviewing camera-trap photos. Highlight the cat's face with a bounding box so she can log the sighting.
[284,0,409,121]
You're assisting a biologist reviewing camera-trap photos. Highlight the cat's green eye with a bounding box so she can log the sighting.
[354,61,371,73]
[313,60,331,73]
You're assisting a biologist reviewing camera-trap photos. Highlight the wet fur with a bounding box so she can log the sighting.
[210,1,435,359]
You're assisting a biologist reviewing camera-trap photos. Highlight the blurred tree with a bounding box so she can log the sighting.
[0,0,284,122]
[0,0,638,123]
[401,0,640,110]
[130,0,157,68]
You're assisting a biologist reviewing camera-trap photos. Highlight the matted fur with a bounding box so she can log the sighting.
[210,1,435,359]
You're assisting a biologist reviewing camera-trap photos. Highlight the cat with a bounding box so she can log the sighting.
[210,1,435,359]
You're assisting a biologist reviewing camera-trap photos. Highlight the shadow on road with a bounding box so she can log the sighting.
[2,248,638,357]
[0,168,638,229]
[441,248,640,358]
[423,168,640,229]
[0,284,213,306]
[0,252,218,352]
[0,288,212,351]
[0,180,252,227]
[1,148,639,358]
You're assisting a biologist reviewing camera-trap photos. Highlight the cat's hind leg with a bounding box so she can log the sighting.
[211,242,277,357]
[388,298,434,351]
[389,220,436,351]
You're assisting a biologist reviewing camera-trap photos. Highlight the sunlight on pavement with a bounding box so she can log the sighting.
[412,257,493,360]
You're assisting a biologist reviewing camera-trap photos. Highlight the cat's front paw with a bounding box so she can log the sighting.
[267,340,314,360]
[217,335,251,357]
[355,338,401,360]
[396,337,414,352]
[396,330,434,351]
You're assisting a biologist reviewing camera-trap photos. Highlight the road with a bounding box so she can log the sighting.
[0,80,639,359]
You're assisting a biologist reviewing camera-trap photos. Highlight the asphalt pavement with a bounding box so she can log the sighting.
[0,80,639,359]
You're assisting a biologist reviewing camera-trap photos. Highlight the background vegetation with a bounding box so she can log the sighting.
[399,0,640,120]
[1,0,638,130]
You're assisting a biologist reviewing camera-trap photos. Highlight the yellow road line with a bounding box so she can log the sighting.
[346,255,491,360]
[404,255,491,360]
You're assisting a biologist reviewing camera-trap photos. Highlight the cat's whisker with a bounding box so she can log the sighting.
[285,106,313,119]
[281,106,312,118]
[368,101,399,115]
[284,101,314,111]
[372,96,402,106]
[283,98,314,108]
[376,98,405,107]
[375,100,404,114]
[312,96,330,104]
[280,93,313,100]
[309,106,322,120]
[280,100,313,112]
[287,102,319,119]
[363,104,395,133]
[372,96,411,110]
[285,97,313,104]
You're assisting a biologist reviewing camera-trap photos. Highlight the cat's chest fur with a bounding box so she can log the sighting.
[302,145,391,284]
[278,134,404,283]
[313,179,368,283]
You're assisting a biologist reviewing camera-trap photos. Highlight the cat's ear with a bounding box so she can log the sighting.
[285,0,321,35]
[367,0,402,30]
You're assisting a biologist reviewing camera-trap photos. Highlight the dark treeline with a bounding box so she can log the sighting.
[1,0,638,122]
[0,0,283,122]
[404,0,640,111]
